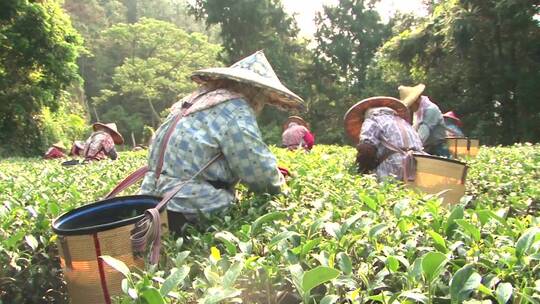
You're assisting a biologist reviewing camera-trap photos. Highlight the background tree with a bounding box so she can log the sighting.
[92,18,221,144]
[63,0,220,127]
[0,0,83,156]
[306,0,390,144]
[364,0,540,144]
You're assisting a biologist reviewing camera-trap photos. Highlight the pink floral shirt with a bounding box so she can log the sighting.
[83,131,116,161]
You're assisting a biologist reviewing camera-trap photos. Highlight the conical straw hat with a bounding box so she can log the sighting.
[283,116,309,131]
[398,83,425,108]
[191,51,304,111]
[344,96,410,144]
[52,141,67,150]
[92,122,124,145]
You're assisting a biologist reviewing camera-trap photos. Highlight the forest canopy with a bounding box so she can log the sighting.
[1,0,538,156]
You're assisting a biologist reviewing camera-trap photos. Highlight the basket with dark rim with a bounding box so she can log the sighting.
[446,137,480,158]
[52,194,168,304]
[52,100,222,303]
[407,154,468,205]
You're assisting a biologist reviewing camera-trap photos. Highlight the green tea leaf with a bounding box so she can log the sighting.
[320,294,339,304]
[160,265,190,296]
[288,264,305,294]
[100,255,130,277]
[515,227,540,259]
[142,286,165,304]
[360,193,378,211]
[368,223,387,239]
[302,266,340,294]
[337,252,353,275]
[455,219,481,242]
[222,261,244,288]
[495,282,513,304]
[400,290,427,303]
[215,231,239,255]
[300,238,320,256]
[25,235,38,251]
[445,205,464,237]
[324,222,341,239]
[450,264,481,303]
[421,252,447,283]
[199,287,241,304]
[428,230,447,252]
[174,251,190,266]
[269,231,300,247]
[386,256,399,272]
[250,212,287,237]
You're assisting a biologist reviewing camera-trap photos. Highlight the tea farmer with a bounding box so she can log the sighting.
[69,140,85,157]
[139,51,304,234]
[43,142,67,159]
[281,116,315,151]
[398,84,451,157]
[344,96,425,181]
[83,122,123,161]
[443,111,465,137]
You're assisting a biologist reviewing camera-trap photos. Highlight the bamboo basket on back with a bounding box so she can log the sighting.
[407,154,468,205]
[446,137,480,158]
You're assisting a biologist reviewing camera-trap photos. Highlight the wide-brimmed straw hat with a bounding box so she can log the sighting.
[283,116,309,131]
[52,141,66,151]
[92,122,124,145]
[443,111,463,127]
[344,96,410,144]
[191,51,304,111]
[398,83,426,108]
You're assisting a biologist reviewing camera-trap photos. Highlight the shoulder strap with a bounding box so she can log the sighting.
[154,113,183,181]
[154,90,215,180]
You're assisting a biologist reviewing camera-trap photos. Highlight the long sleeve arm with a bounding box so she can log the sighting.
[417,108,440,144]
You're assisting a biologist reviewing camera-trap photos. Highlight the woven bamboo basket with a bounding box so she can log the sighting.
[407,154,468,205]
[446,137,480,158]
[52,195,168,304]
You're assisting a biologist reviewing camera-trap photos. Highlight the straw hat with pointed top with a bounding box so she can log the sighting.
[443,111,463,127]
[344,96,410,144]
[398,83,426,108]
[283,116,309,131]
[92,122,124,145]
[52,141,66,151]
[191,51,304,112]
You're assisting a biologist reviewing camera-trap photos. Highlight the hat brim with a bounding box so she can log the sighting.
[283,116,309,131]
[93,123,124,145]
[344,96,410,144]
[191,68,304,112]
[52,142,66,150]
[443,113,463,127]
[400,84,425,108]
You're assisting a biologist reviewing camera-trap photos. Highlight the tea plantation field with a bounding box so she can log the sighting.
[1,144,539,303]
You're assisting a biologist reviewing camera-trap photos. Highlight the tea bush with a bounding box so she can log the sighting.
[0,144,539,303]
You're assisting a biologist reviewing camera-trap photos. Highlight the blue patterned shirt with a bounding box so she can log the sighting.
[140,98,283,214]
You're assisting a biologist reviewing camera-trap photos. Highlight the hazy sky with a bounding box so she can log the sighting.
[282,0,427,37]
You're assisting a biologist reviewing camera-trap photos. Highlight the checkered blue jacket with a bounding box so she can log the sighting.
[140,98,283,214]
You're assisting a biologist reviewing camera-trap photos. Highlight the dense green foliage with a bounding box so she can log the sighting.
[364,0,540,144]
[1,145,539,303]
[0,0,83,157]
[91,18,221,142]
[2,0,538,155]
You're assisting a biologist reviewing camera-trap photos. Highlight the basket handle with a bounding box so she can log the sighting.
[131,153,223,264]
[104,166,149,199]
